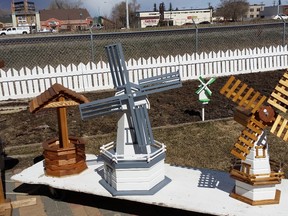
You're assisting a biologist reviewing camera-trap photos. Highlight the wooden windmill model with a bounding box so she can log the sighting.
[79,43,182,195]
[220,73,288,205]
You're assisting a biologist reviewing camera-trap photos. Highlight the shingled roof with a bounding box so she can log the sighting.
[29,83,89,113]
[39,8,91,21]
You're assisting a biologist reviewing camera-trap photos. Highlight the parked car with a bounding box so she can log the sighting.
[38,28,56,33]
[183,22,193,26]
[91,24,103,30]
[272,14,288,20]
[0,27,30,35]
[199,21,211,25]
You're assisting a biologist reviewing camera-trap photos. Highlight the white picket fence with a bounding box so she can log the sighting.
[1,45,288,101]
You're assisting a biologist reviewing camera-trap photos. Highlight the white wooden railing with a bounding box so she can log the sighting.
[1,45,288,101]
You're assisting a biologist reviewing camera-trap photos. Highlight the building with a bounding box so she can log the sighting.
[136,11,159,28]
[39,8,92,32]
[260,5,288,18]
[11,0,38,31]
[136,8,213,28]
[244,4,265,19]
[10,1,93,32]
[0,14,13,29]
[97,16,116,29]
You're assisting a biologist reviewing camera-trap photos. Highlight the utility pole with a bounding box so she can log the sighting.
[278,0,281,14]
[126,0,130,29]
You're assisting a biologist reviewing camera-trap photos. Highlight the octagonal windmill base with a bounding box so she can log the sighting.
[230,180,281,205]
[42,137,87,177]
[99,141,171,196]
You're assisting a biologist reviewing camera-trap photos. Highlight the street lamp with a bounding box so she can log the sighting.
[80,12,83,30]
[126,0,130,29]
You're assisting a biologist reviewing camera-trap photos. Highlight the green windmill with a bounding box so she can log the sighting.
[195,76,216,121]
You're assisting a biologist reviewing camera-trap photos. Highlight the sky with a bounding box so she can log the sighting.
[0,0,287,17]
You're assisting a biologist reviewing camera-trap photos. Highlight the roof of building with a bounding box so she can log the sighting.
[39,8,91,21]
[29,83,89,113]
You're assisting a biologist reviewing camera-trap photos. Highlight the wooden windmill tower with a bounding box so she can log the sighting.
[80,43,182,195]
[220,72,288,205]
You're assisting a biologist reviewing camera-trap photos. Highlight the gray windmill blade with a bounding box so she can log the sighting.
[130,104,154,148]
[137,70,182,96]
[79,95,123,120]
[105,43,129,89]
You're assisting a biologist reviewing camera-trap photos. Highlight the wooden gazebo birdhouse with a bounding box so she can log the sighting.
[29,83,89,177]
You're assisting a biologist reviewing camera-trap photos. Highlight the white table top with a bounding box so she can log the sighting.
[11,154,288,216]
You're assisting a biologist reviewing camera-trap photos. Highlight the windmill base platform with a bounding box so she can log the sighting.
[100,141,168,195]
[230,187,281,206]
[11,154,288,216]
[230,179,281,205]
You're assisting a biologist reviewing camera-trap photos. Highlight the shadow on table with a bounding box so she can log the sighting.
[169,164,234,194]
[14,183,210,216]
[197,168,234,193]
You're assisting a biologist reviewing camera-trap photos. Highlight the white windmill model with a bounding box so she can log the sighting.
[79,43,182,195]
[220,74,287,205]
[196,76,216,121]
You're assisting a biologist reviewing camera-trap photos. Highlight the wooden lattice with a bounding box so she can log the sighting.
[267,72,288,113]
[220,76,267,113]
[270,115,288,141]
[231,116,266,160]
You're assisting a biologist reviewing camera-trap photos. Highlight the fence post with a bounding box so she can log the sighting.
[90,28,95,63]
[192,19,199,53]
[279,15,286,46]
[283,20,286,46]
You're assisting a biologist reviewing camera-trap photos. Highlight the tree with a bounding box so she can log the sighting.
[110,0,140,28]
[169,3,173,11]
[49,0,83,9]
[159,2,165,21]
[153,3,158,12]
[216,0,249,21]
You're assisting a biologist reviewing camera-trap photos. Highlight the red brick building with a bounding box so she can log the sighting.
[39,8,92,32]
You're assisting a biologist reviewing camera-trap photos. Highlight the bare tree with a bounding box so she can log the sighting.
[159,2,165,21]
[216,0,249,21]
[169,3,173,11]
[110,0,140,28]
[49,0,83,9]
[153,3,158,12]
[111,2,126,28]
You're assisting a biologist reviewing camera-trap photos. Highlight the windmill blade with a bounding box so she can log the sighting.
[137,71,182,96]
[267,72,288,113]
[231,116,266,160]
[196,77,215,96]
[220,76,266,113]
[196,85,212,96]
[131,104,154,147]
[105,43,129,89]
[270,114,288,141]
[79,95,123,120]
[206,77,216,85]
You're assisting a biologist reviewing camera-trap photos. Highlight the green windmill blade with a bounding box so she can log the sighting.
[196,76,216,103]
[207,77,216,85]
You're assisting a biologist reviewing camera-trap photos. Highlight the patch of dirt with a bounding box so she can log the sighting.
[0,69,285,148]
